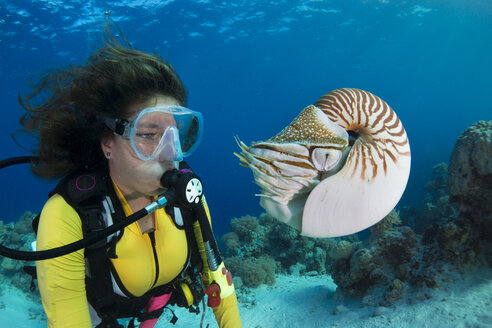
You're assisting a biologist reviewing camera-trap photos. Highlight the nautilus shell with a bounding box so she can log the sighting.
[235,88,411,238]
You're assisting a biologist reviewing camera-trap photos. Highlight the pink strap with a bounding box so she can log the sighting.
[138,292,173,328]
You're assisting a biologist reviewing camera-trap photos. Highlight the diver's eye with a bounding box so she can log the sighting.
[136,133,156,139]
[135,132,163,146]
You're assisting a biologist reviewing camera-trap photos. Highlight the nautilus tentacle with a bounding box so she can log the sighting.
[235,88,411,238]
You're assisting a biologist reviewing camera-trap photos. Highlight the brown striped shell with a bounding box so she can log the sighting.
[235,88,411,238]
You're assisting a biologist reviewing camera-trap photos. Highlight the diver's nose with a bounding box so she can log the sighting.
[157,126,184,162]
[157,141,183,162]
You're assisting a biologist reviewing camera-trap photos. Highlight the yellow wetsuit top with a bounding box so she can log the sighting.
[36,180,241,328]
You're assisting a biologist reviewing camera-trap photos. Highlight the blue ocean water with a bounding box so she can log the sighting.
[0,0,491,239]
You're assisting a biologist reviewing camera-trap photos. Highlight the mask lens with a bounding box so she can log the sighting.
[176,113,201,154]
[133,112,173,158]
[130,106,203,161]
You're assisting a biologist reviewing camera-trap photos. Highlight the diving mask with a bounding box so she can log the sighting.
[103,105,203,162]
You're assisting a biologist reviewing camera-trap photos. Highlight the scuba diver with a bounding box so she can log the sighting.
[1,18,242,328]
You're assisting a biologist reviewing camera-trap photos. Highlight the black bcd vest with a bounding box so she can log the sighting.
[29,162,203,327]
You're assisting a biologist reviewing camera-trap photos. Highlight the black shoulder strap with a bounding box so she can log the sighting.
[24,169,119,291]
[51,169,111,212]
[52,169,128,317]
[52,169,126,244]
[32,169,113,235]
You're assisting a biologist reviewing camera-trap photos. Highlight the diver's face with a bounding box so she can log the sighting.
[102,95,180,199]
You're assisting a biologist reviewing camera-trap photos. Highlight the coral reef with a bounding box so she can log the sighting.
[422,164,459,224]
[222,213,343,288]
[444,121,492,265]
[224,256,277,288]
[222,208,423,305]
[447,120,492,222]
[400,163,458,234]
[405,122,492,287]
[0,212,39,302]
[328,210,421,305]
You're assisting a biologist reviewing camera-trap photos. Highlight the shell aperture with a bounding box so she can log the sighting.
[236,88,411,238]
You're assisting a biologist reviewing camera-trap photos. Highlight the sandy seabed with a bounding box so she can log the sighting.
[1,271,491,328]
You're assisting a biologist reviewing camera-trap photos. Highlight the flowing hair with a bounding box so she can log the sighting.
[17,15,187,178]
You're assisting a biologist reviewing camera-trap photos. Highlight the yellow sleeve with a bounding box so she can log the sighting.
[211,291,242,328]
[36,194,92,328]
[194,196,242,328]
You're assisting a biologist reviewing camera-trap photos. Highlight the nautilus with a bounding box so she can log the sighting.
[235,88,411,238]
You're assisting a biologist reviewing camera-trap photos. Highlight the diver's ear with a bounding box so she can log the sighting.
[100,135,115,158]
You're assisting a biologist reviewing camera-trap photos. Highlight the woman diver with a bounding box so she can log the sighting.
[17,19,242,328]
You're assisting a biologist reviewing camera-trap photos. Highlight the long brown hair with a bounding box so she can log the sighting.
[18,17,187,178]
